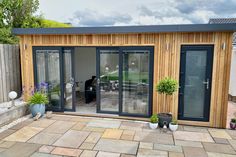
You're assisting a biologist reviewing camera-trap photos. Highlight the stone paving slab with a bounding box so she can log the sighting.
[38,145,55,153]
[174,140,203,148]
[183,146,207,157]
[183,126,209,133]
[208,129,232,139]
[139,142,153,149]
[80,150,98,157]
[120,121,144,131]
[203,142,236,155]
[94,139,139,155]
[79,142,96,150]
[154,143,182,152]
[85,132,102,143]
[28,132,62,145]
[0,129,16,140]
[51,147,82,156]
[102,129,123,139]
[168,152,184,157]
[71,122,86,131]
[213,137,229,144]
[10,119,33,130]
[134,131,174,145]
[53,130,89,148]
[0,141,16,148]
[30,152,62,157]
[4,126,43,142]
[228,139,236,150]
[29,119,56,128]
[174,131,214,142]
[43,121,76,134]
[137,148,168,157]
[0,142,41,157]
[207,152,236,157]
[226,130,236,140]
[87,119,121,128]
[83,126,106,132]
[96,151,120,157]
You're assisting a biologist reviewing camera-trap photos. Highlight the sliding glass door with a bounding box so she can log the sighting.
[97,47,153,117]
[33,47,75,112]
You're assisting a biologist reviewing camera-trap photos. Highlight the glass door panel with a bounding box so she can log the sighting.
[34,49,62,111]
[178,45,213,121]
[63,49,75,111]
[97,49,119,113]
[122,50,151,116]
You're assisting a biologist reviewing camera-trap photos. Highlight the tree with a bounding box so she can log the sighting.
[0,0,40,28]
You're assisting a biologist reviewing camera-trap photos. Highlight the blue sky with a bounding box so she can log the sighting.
[38,0,236,26]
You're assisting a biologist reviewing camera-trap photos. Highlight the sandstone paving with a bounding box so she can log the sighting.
[0,141,16,148]
[213,137,229,144]
[139,142,153,149]
[174,140,203,147]
[208,129,232,139]
[120,121,144,131]
[43,121,76,134]
[102,128,123,139]
[79,142,96,150]
[10,119,33,130]
[28,132,62,145]
[0,129,16,140]
[29,119,56,128]
[82,126,106,132]
[94,139,139,155]
[87,119,121,128]
[168,152,184,157]
[134,131,174,145]
[80,150,98,157]
[203,142,236,155]
[51,147,82,156]
[183,126,209,133]
[183,146,208,157]
[96,151,120,157]
[174,131,214,142]
[38,145,55,153]
[71,122,86,131]
[53,130,90,148]
[4,126,43,142]
[137,148,168,157]
[154,143,182,152]
[228,139,236,150]
[0,142,41,157]
[30,152,62,157]
[226,130,236,139]
[207,152,236,157]
[121,154,136,157]
[85,132,102,143]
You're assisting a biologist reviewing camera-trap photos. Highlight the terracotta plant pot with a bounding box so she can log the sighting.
[149,123,158,129]
[230,122,236,130]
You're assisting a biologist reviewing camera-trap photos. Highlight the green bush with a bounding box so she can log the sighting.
[171,119,178,125]
[231,118,236,123]
[150,114,159,123]
[28,92,49,105]
[156,77,178,95]
[39,19,71,28]
[0,28,18,44]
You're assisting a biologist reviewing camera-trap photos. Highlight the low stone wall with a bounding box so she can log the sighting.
[0,103,28,127]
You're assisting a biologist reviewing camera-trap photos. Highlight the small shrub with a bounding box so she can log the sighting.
[150,114,159,123]
[171,119,178,125]
[28,92,49,105]
[231,118,236,123]
[156,77,178,95]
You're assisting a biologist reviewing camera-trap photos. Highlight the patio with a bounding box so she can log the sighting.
[0,114,235,157]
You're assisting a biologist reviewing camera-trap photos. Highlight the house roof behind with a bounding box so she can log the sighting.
[12,24,236,36]
[209,18,236,45]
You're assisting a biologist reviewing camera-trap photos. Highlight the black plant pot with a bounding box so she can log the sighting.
[158,113,172,128]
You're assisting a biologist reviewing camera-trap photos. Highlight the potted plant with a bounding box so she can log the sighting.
[169,119,178,131]
[230,118,236,130]
[156,77,178,128]
[28,92,49,118]
[149,114,159,129]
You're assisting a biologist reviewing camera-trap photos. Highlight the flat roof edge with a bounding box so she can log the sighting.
[12,24,236,35]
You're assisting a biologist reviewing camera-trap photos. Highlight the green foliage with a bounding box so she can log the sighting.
[39,19,71,28]
[150,114,159,123]
[28,92,49,105]
[171,119,178,125]
[0,28,18,44]
[231,118,236,123]
[156,77,178,95]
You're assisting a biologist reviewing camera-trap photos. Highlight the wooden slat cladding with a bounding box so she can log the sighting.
[19,32,233,128]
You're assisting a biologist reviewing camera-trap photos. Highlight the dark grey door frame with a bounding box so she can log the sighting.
[178,45,214,121]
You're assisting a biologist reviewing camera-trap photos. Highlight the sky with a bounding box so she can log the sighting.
[38,0,236,26]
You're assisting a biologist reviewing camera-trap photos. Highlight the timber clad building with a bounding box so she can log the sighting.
[13,23,236,128]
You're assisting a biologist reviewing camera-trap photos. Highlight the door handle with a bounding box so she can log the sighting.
[203,79,209,89]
